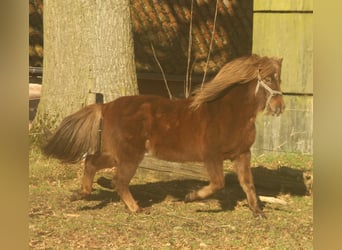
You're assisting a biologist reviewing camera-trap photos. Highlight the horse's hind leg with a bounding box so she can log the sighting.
[71,154,114,200]
[112,161,141,212]
[185,160,225,201]
[233,151,264,217]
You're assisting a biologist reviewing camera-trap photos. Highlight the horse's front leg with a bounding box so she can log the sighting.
[233,151,264,218]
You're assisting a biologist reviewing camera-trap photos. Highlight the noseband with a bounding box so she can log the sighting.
[255,69,282,110]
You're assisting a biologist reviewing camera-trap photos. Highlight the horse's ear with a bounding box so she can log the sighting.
[278,58,283,65]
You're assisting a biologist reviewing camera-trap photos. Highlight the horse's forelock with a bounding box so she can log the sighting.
[255,56,281,77]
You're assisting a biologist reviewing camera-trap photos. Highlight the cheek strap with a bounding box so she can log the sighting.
[255,70,282,111]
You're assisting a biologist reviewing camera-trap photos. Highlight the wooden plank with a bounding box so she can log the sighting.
[138,156,208,181]
[254,0,313,11]
[253,13,313,93]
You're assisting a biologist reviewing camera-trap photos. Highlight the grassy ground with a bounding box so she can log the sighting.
[29,146,313,249]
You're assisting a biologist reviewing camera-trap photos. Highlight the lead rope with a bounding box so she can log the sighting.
[255,69,282,113]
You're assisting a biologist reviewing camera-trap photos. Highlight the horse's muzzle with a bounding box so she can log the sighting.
[267,95,285,116]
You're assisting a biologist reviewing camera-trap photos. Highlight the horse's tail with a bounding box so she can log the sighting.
[42,104,103,163]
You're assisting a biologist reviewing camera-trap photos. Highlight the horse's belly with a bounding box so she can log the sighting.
[144,136,202,163]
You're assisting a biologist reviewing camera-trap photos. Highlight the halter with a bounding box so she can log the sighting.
[255,69,282,111]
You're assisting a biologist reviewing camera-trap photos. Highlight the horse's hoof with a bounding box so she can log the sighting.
[184,191,197,202]
[69,191,88,202]
[253,211,267,219]
[69,192,83,202]
[129,206,143,214]
[140,207,152,215]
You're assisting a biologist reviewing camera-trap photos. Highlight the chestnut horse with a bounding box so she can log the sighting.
[43,54,285,217]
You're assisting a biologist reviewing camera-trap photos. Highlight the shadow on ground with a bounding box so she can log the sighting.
[77,165,312,212]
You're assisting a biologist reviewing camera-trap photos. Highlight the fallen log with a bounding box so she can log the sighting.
[135,156,312,196]
[138,156,207,181]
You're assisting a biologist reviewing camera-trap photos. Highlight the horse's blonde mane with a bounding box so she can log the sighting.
[190,54,282,109]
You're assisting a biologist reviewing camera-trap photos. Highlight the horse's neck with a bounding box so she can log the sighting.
[219,82,260,118]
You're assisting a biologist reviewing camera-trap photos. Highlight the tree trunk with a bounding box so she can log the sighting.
[33,0,137,132]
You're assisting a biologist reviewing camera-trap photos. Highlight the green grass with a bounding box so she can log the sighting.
[29,146,313,249]
[251,152,313,171]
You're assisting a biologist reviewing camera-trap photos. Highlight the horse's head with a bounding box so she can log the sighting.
[189,54,286,113]
[255,58,285,116]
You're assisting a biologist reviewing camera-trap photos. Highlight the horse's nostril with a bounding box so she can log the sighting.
[276,106,282,116]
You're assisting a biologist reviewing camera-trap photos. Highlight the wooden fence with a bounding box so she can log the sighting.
[252,0,313,155]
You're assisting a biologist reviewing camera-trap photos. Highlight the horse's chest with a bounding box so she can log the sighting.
[243,117,256,144]
[222,117,256,158]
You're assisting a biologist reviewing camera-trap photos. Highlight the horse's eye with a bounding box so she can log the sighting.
[265,77,272,84]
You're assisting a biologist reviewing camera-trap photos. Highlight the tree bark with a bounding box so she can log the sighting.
[33,0,138,132]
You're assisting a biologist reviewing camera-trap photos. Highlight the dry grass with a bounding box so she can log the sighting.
[29,146,313,249]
